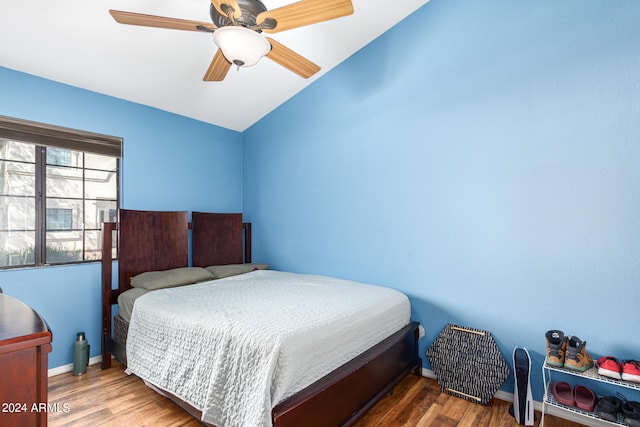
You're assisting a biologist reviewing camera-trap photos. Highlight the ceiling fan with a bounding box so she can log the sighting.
[109,0,354,81]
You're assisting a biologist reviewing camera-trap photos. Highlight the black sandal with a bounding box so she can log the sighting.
[595,395,622,422]
[619,393,640,427]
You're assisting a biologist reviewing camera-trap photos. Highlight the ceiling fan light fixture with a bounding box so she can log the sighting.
[213,26,271,68]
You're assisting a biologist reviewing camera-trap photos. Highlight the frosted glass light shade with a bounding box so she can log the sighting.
[213,26,271,68]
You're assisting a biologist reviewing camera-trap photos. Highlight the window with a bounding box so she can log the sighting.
[0,116,121,268]
[46,148,71,167]
[46,208,73,231]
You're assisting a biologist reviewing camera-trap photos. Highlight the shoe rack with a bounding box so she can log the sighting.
[541,358,640,427]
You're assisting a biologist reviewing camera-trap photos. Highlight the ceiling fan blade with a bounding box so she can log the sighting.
[210,0,242,20]
[203,49,232,81]
[109,10,216,32]
[257,0,353,34]
[265,38,320,79]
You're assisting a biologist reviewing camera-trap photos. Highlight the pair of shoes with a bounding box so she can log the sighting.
[550,382,597,411]
[597,357,640,383]
[596,394,640,426]
[545,330,594,371]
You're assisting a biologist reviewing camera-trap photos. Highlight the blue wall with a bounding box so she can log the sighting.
[0,67,243,368]
[243,0,640,400]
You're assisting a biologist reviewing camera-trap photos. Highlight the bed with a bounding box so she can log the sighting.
[101,209,422,427]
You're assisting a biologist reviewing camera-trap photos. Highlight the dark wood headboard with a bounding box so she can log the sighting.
[119,209,190,293]
[101,209,251,368]
[192,212,251,267]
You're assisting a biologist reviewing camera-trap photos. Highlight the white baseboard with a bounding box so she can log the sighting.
[48,355,103,378]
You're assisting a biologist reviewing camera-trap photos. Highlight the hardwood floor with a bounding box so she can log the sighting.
[48,362,582,427]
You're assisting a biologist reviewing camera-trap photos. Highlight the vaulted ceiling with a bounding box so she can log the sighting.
[1,0,430,131]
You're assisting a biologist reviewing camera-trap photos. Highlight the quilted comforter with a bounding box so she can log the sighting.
[125,270,410,427]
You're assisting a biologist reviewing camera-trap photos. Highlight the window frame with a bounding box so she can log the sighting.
[0,115,122,269]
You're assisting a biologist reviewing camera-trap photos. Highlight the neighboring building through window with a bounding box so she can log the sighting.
[0,116,121,268]
[46,147,72,167]
[46,208,73,231]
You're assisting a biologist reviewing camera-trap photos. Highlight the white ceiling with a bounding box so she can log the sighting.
[0,0,430,132]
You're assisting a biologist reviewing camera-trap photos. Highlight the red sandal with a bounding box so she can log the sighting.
[574,384,597,411]
[551,381,574,407]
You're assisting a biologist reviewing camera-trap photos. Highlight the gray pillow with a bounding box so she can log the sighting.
[130,267,215,290]
[205,263,268,279]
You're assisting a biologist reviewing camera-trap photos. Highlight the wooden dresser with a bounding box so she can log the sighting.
[0,293,52,427]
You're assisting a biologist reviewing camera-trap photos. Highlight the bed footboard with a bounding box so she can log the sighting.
[272,321,421,427]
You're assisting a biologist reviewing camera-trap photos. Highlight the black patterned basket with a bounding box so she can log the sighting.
[427,323,510,405]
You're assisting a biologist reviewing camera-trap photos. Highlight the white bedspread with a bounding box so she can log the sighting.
[125,270,410,427]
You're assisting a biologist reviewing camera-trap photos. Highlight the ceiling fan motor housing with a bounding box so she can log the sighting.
[210,0,274,30]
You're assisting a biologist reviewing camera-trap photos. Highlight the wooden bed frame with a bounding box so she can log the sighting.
[101,209,422,427]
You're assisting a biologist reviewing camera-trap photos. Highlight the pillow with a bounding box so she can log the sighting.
[130,267,214,290]
[205,263,268,279]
